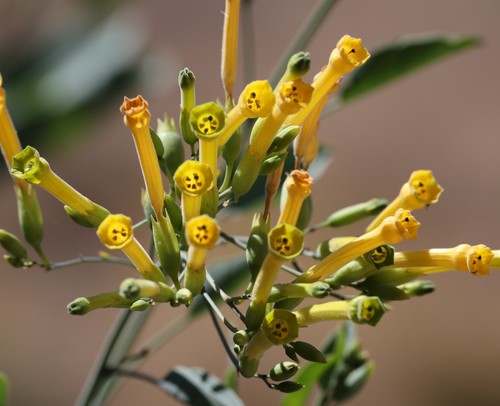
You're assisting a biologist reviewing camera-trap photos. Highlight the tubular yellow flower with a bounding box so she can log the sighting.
[293,296,385,327]
[389,244,493,276]
[221,0,240,102]
[285,35,370,127]
[239,309,298,378]
[278,170,313,226]
[218,80,275,147]
[296,209,420,283]
[232,80,313,201]
[119,277,176,302]
[246,224,304,331]
[173,160,213,221]
[120,95,165,218]
[97,214,166,282]
[184,214,221,295]
[11,146,109,226]
[367,170,443,232]
[67,292,134,315]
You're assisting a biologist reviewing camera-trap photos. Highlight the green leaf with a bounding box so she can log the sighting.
[274,381,305,394]
[284,344,300,364]
[339,34,479,103]
[160,366,244,406]
[290,341,327,364]
[0,372,9,406]
[333,361,375,402]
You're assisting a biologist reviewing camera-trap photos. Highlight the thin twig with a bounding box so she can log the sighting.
[49,255,134,270]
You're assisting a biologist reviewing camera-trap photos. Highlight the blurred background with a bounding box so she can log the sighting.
[1,0,500,404]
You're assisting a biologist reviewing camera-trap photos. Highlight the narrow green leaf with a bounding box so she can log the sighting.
[284,344,300,364]
[339,34,479,103]
[290,341,327,364]
[160,366,244,406]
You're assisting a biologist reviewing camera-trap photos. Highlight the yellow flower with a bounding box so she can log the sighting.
[367,170,443,231]
[11,146,109,226]
[246,224,304,331]
[296,209,420,283]
[120,95,165,219]
[277,170,313,226]
[218,80,275,147]
[97,214,166,282]
[293,295,385,327]
[184,214,221,295]
[173,160,213,221]
[285,35,370,127]
[389,244,493,276]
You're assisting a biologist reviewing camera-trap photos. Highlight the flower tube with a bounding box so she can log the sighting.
[296,209,420,283]
[11,146,109,226]
[277,170,313,226]
[184,214,220,296]
[120,95,165,219]
[221,0,240,101]
[366,170,443,232]
[97,214,166,283]
[245,223,304,331]
[173,160,213,222]
[285,35,370,127]
[293,295,386,327]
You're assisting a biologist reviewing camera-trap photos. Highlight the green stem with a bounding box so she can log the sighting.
[49,256,134,270]
[268,0,340,87]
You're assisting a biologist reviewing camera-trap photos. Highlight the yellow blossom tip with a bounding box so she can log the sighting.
[186,214,220,249]
[262,309,299,346]
[238,80,275,118]
[268,223,304,260]
[10,146,46,184]
[174,160,213,196]
[286,170,313,197]
[408,170,443,206]
[335,35,370,67]
[393,209,420,240]
[189,102,225,138]
[278,80,313,115]
[120,95,151,129]
[97,214,134,249]
[466,244,493,276]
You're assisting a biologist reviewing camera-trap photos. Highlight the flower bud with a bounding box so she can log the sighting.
[398,280,436,297]
[269,361,299,382]
[0,229,28,260]
[156,116,184,177]
[178,68,198,147]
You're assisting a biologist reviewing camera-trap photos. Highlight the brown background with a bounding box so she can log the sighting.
[1,0,500,405]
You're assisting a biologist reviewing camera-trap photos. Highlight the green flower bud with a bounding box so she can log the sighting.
[119,277,176,302]
[289,341,326,363]
[179,68,198,147]
[268,281,330,302]
[269,361,299,382]
[157,116,185,177]
[232,152,262,202]
[325,257,377,286]
[274,381,304,393]
[320,198,389,228]
[259,151,287,175]
[175,288,193,306]
[349,296,385,326]
[233,330,249,347]
[362,268,420,288]
[286,52,311,80]
[0,229,28,259]
[67,292,131,315]
[130,298,154,311]
[64,205,95,228]
[267,125,300,154]
[398,280,435,297]
[163,194,183,235]
[152,213,182,289]
[245,213,270,289]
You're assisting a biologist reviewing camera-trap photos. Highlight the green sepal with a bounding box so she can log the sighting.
[269,361,300,382]
[325,257,377,286]
[130,298,153,311]
[286,51,311,80]
[64,205,94,228]
[0,229,28,259]
[290,341,327,364]
[221,98,241,167]
[180,107,198,146]
[363,285,410,301]
[268,281,330,302]
[149,126,164,163]
[152,213,181,289]
[184,265,206,297]
[4,254,32,268]
[179,68,198,147]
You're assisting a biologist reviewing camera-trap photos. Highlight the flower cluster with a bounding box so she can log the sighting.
[0,1,496,396]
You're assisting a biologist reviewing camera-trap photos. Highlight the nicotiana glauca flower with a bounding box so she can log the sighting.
[246,223,304,331]
[97,214,166,283]
[296,209,420,283]
[218,80,275,147]
[221,0,240,102]
[11,146,109,227]
[274,51,311,93]
[388,244,493,276]
[119,277,176,303]
[67,292,134,315]
[184,214,220,296]
[240,309,299,377]
[120,95,166,219]
[285,35,370,127]
[173,160,214,222]
[232,80,313,201]
[367,170,443,232]
[293,296,386,327]
[278,170,313,226]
